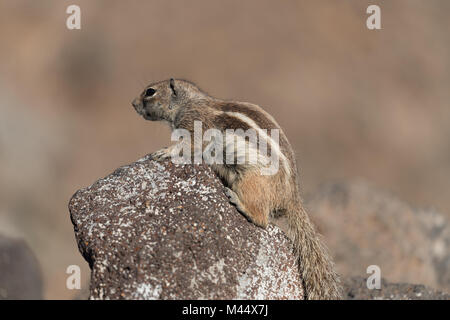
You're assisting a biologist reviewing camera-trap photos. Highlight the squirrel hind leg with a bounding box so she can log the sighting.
[225,187,268,228]
[225,173,271,228]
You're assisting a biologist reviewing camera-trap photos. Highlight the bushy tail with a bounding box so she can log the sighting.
[287,203,342,300]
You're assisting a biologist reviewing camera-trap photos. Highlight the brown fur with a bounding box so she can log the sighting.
[132,79,342,299]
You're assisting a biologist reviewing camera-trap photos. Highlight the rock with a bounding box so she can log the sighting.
[0,235,43,299]
[306,181,450,293]
[343,276,449,300]
[69,154,303,300]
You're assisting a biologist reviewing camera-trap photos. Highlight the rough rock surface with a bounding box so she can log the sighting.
[69,154,303,300]
[343,276,449,300]
[0,235,43,299]
[306,181,450,293]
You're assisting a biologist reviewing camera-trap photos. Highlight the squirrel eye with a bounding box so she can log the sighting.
[144,88,156,97]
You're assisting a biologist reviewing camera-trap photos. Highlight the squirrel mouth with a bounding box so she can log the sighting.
[143,111,157,121]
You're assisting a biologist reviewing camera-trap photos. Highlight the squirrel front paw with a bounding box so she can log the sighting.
[151,148,171,161]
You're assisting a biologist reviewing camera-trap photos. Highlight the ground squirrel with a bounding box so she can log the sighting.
[132,79,342,299]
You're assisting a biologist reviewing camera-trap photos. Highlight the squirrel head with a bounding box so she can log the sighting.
[132,78,207,123]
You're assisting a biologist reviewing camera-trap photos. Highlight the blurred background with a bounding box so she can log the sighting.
[0,0,449,299]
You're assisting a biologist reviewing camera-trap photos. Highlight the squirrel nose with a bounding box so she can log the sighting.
[132,98,140,108]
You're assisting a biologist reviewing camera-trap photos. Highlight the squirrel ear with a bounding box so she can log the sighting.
[169,78,177,96]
